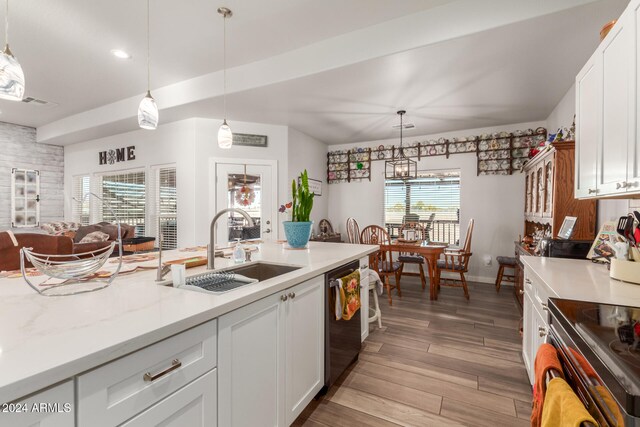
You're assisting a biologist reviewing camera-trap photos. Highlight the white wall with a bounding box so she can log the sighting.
[545,83,630,226]
[327,120,545,284]
[64,118,291,247]
[287,128,329,230]
[0,122,64,230]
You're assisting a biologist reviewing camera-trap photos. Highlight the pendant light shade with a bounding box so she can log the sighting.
[138,0,158,130]
[0,0,24,101]
[217,7,232,149]
[218,119,233,149]
[138,91,158,130]
[385,110,417,180]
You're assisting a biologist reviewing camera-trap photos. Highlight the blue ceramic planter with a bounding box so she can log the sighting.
[283,221,313,248]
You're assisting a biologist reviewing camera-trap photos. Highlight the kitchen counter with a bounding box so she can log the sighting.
[0,241,377,405]
[521,256,640,307]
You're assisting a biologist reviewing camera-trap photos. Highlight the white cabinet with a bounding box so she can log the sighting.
[521,270,550,385]
[359,261,370,342]
[120,369,216,427]
[0,380,74,427]
[575,0,640,198]
[218,276,325,427]
[77,319,217,427]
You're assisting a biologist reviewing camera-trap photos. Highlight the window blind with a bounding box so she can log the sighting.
[384,170,461,243]
[98,171,146,237]
[151,166,178,249]
[71,175,91,225]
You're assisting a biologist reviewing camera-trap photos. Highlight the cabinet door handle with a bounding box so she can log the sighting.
[541,303,548,311]
[288,292,296,299]
[538,326,548,337]
[143,359,182,382]
[616,182,628,189]
[519,289,524,295]
[525,278,532,285]
[588,188,598,194]
[280,294,288,302]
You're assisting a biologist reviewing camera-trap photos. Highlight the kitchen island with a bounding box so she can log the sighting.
[0,241,377,426]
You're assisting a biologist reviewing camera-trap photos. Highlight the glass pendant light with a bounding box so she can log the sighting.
[138,0,158,130]
[217,7,232,149]
[0,0,24,101]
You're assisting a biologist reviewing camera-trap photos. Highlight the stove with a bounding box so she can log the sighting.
[549,298,640,426]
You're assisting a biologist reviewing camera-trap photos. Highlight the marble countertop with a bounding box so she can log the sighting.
[0,241,377,404]
[521,256,640,306]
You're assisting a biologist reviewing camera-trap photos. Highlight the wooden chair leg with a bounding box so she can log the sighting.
[495,265,504,292]
[395,270,402,297]
[418,263,426,290]
[385,276,393,306]
[461,272,470,300]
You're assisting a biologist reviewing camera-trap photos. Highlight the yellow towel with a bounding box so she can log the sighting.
[340,270,360,321]
[542,378,597,427]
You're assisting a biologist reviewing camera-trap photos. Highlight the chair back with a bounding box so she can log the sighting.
[346,217,360,244]
[360,225,392,273]
[462,218,474,254]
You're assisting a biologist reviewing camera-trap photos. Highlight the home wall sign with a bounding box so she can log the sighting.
[98,146,136,165]
[298,177,322,196]
[232,133,268,147]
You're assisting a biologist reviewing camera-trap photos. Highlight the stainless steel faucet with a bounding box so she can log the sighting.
[208,208,255,270]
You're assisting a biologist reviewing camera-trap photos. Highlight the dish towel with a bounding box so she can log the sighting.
[532,343,564,427]
[541,377,597,427]
[366,268,383,296]
[338,270,360,321]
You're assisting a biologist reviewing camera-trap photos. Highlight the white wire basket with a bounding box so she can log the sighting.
[21,193,124,296]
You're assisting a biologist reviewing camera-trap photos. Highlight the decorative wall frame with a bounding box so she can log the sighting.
[11,168,40,227]
[232,133,268,147]
[327,127,547,184]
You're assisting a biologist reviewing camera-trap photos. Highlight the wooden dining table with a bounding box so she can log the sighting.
[380,240,447,300]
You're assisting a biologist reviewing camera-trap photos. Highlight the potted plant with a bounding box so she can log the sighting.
[280,170,315,248]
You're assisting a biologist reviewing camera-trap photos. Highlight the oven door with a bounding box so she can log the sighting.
[550,322,636,426]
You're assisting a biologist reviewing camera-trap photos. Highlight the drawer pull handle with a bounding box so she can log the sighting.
[144,359,182,382]
[541,303,548,311]
[525,278,532,285]
[588,188,598,194]
[281,294,288,302]
[538,326,548,337]
[288,292,296,299]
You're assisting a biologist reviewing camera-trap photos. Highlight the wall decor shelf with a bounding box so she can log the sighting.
[327,128,548,183]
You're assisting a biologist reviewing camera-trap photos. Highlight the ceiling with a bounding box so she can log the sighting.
[0,0,630,145]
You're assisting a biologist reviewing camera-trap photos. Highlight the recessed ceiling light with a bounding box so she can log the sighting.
[110,49,132,60]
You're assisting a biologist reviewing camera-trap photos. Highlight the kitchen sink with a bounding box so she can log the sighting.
[219,262,301,281]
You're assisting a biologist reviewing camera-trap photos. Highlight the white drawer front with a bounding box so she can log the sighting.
[0,380,74,427]
[77,319,216,427]
[120,369,216,427]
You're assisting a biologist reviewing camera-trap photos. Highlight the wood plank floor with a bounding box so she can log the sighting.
[293,278,532,427]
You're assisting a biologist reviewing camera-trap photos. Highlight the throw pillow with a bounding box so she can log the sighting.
[79,231,110,244]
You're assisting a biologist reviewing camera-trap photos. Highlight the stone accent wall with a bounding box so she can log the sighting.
[0,122,64,230]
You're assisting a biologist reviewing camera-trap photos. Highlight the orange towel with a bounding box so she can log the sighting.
[532,343,564,427]
[340,270,360,321]
[541,378,597,427]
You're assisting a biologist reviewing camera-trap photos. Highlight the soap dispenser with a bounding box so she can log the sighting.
[233,238,245,264]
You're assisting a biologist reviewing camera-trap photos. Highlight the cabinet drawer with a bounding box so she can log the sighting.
[525,272,550,316]
[78,319,217,427]
[120,369,216,427]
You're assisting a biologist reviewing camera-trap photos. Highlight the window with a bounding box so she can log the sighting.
[384,170,461,244]
[71,175,91,225]
[97,170,146,236]
[150,166,178,249]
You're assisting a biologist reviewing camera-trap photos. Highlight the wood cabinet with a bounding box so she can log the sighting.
[575,0,640,198]
[218,276,324,427]
[523,142,597,240]
[1,381,74,427]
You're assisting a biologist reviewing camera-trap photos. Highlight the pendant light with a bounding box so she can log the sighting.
[138,0,158,130]
[0,0,24,101]
[385,110,417,180]
[217,7,233,149]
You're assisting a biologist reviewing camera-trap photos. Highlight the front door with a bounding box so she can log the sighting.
[215,162,275,247]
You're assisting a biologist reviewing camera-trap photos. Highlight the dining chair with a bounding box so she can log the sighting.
[346,217,361,244]
[397,222,427,290]
[435,218,474,299]
[360,225,401,305]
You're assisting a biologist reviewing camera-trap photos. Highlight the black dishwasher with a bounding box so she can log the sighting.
[324,260,361,389]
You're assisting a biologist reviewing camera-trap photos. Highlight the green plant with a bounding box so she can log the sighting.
[291,170,314,222]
